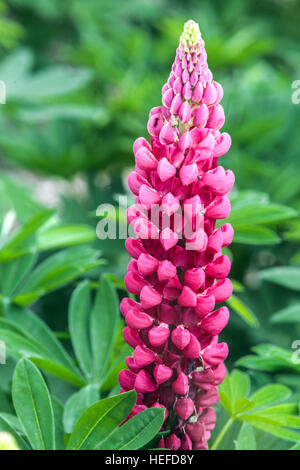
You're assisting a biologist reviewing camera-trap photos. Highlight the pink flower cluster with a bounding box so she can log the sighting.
[118,20,234,450]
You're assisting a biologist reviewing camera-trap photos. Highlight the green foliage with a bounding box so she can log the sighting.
[210,369,300,450]
[3,363,163,450]
[0,0,299,452]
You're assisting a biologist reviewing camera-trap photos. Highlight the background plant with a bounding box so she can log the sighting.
[0,0,299,450]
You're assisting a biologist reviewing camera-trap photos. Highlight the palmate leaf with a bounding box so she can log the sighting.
[234,422,256,450]
[12,358,55,450]
[212,369,300,450]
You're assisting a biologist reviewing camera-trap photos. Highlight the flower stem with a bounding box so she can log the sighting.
[210,418,233,450]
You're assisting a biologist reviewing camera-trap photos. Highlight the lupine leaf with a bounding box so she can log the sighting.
[0,414,30,450]
[63,385,99,434]
[97,408,165,450]
[271,304,300,324]
[90,276,119,382]
[12,358,55,450]
[226,295,259,326]
[67,391,136,450]
[69,280,93,378]
[235,422,256,450]
[260,267,300,291]
[233,225,280,245]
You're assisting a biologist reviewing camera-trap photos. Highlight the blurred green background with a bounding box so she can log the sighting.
[0,0,300,449]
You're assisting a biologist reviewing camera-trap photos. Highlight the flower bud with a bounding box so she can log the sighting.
[171,327,191,350]
[135,147,158,171]
[202,342,229,367]
[137,253,159,277]
[135,370,157,393]
[184,268,205,291]
[200,306,230,335]
[153,364,173,384]
[157,157,176,183]
[172,372,189,395]
[118,369,136,390]
[166,434,181,450]
[175,397,194,420]
[126,309,153,330]
[148,324,170,347]
[140,285,162,309]
[206,255,231,279]
[134,345,156,368]
[182,333,201,359]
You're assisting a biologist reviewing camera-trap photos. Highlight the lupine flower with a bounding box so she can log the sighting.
[119,19,234,450]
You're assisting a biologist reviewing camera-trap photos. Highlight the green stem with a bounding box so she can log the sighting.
[210,418,233,451]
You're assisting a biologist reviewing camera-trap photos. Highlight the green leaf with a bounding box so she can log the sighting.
[38,225,96,251]
[233,225,280,245]
[0,173,45,223]
[67,391,136,450]
[63,385,99,434]
[260,267,300,291]
[13,247,103,306]
[231,370,250,401]
[0,328,86,387]
[69,281,92,378]
[5,305,77,373]
[97,408,165,450]
[234,398,256,416]
[12,358,55,450]
[249,384,291,409]
[226,295,259,327]
[0,209,55,261]
[290,442,300,450]
[271,304,300,324]
[19,105,109,125]
[30,357,86,388]
[242,415,300,442]
[6,62,93,101]
[0,252,37,297]
[51,397,65,450]
[0,414,30,450]
[232,280,244,292]
[235,422,256,450]
[90,276,119,382]
[0,328,49,359]
[227,204,297,227]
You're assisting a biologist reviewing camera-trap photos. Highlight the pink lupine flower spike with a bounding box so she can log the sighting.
[119,19,234,450]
